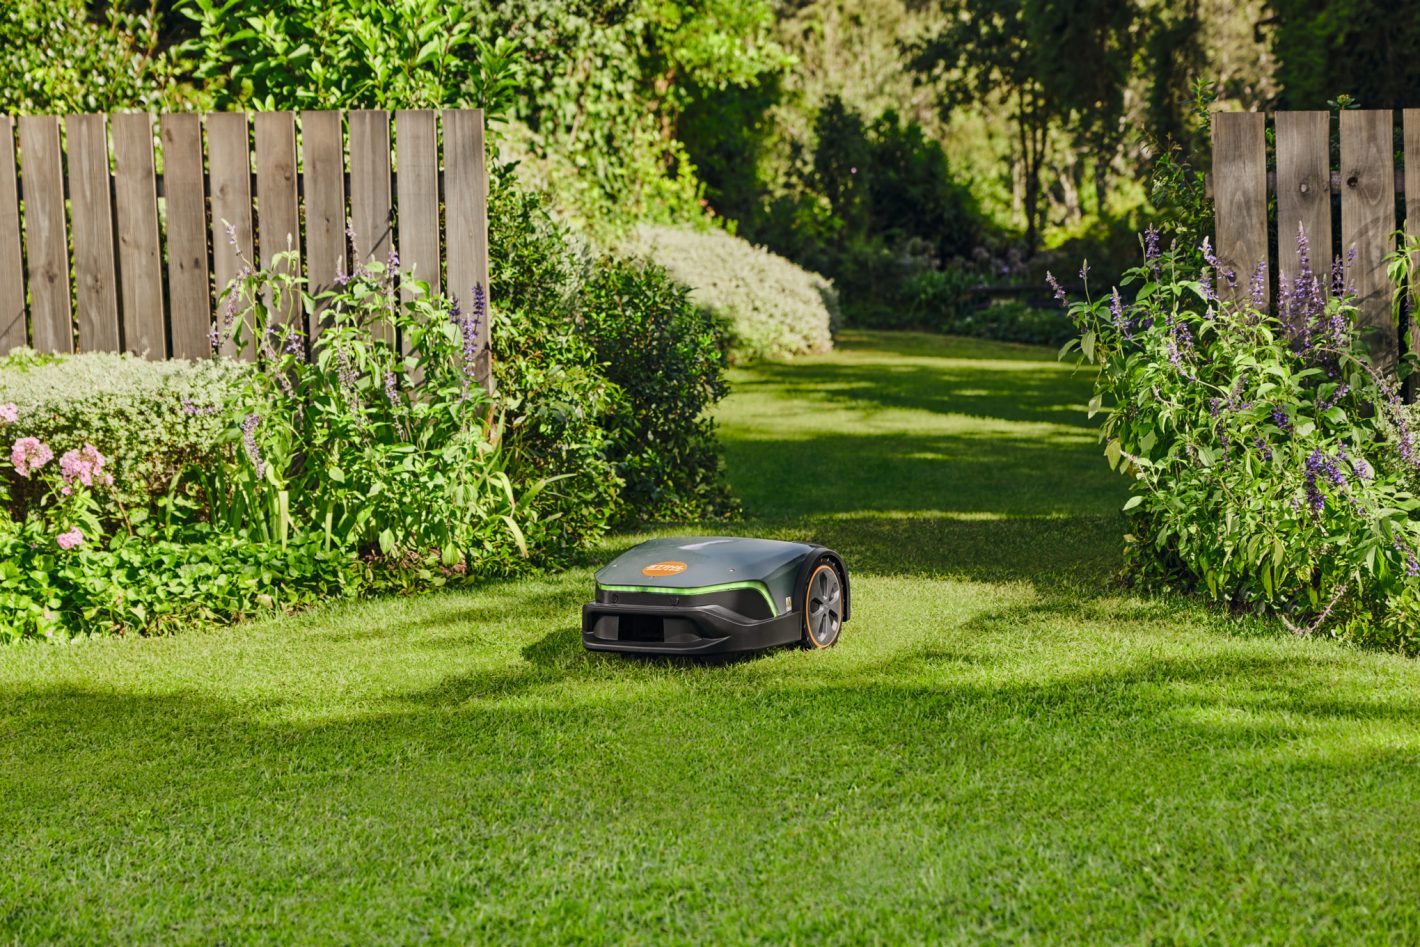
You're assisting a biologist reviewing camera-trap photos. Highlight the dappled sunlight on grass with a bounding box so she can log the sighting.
[4,331,1420,941]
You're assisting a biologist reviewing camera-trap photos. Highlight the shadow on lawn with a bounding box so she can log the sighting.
[724,427,1114,515]
[6,642,1419,826]
[730,357,1095,428]
[717,334,1127,590]
[10,652,1420,942]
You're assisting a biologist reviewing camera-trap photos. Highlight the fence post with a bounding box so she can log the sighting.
[0,117,25,353]
[444,108,492,394]
[1273,111,1331,315]
[1340,110,1398,373]
[1211,112,1269,310]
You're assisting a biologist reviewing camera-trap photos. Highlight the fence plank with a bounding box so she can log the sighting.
[1403,109,1420,378]
[67,114,121,352]
[1211,112,1269,309]
[17,116,71,353]
[254,111,301,335]
[444,108,491,390]
[207,112,254,359]
[1273,111,1330,313]
[349,110,393,264]
[301,110,346,329]
[112,112,166,358]
[396,110,440,319]
[0,117,25,353]
[349,109,393,342]
[1341,109,1398,371]
[161,113,212,359]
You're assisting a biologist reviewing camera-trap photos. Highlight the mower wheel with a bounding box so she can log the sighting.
[801,559,843,649]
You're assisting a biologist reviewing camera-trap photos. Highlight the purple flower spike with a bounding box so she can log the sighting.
[452,283,487,392]
[1109,287,1127,335]
[1249,261,1267,311]
[241,413,266,480]
[1046,271,1067,305]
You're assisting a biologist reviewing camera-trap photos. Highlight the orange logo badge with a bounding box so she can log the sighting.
[641,560,688,577]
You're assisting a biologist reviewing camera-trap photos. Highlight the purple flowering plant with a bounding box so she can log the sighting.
[1058,225,1420,650]
[209,239,539,572]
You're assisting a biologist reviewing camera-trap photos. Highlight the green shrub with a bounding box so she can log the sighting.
[1063,230,1420,652]
[0,351,246,520]
[627,225,836,362]
[0,0,199,114]
[493,307,623,561]
[944,300,1075,347]
[216,248,547,578]
[488,171,736,524]
[580,257,737,522]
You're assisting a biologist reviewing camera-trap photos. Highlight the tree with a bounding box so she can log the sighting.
[1267,0,1420,109]
[910,0,1163,253]
[909,0,1057,254]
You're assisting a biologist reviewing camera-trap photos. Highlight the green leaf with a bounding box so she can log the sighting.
[500,515,528,558]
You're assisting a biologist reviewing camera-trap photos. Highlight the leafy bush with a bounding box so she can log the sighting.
[580,258,737,522]
[0,397,359,638]
[1063,229,1420,652]
[944,301,1075,347]
[627,225,836,362]
[215,248,550,576]
[493,304,623,561]
[180,0,521,114]
[487,171,736,525]
[0,0,199,114]
[745,97,992,329]
[0,351,246,520]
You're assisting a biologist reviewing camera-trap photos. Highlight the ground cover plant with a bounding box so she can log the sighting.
[4,332,1420,942]
[1060,229,1420,651]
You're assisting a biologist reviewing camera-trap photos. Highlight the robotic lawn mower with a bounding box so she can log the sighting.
[582,537,850,656]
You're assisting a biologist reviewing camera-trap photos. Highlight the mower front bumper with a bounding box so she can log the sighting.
[582,601,802,655]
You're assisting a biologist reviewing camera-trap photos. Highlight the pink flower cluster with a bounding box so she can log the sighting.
[56,527,84,550]
[58,444,112,495]
[11,437,53,477]
[0,403,17,424]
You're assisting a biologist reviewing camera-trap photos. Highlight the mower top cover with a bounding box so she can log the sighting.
[582,536,849,656]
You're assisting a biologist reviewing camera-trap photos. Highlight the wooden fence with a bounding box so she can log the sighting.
[0,108,490,386]
[1211,109,1420,374]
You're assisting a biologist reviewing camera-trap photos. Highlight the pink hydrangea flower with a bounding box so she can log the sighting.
[0,403,17,424]
[59,443,108,490]
[56,527,84,550]
[11,437,53,477]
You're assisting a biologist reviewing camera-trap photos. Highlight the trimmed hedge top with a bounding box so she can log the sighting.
[628,225,837,363]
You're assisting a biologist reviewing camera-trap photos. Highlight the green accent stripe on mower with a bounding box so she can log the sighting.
[597,581,779,616]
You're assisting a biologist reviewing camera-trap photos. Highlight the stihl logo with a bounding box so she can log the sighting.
[641,560,688,577]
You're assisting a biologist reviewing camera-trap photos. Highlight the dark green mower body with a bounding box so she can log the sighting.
[582,537,850,655]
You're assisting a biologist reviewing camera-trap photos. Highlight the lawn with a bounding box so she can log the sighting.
[4,330,1420,943]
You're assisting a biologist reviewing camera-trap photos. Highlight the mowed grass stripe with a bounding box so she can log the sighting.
[2,331,1419,943]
